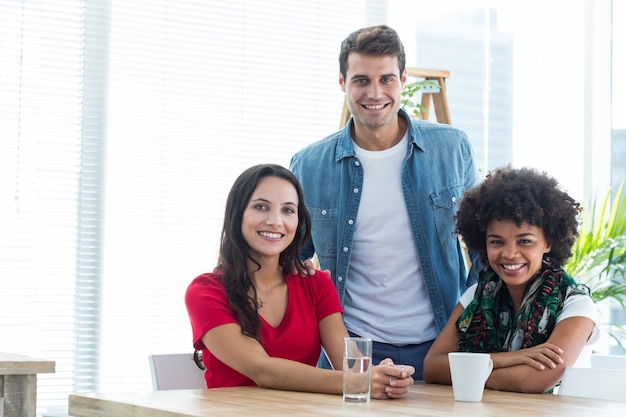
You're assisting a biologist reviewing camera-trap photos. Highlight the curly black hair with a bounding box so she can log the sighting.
[456,165,582,268]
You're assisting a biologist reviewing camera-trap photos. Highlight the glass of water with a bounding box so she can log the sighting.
[342,337,372,403]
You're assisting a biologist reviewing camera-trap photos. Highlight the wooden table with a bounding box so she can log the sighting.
[68,381,626,417]
[0,352,56,417]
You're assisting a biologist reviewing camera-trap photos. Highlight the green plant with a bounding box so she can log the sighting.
[565,183,626,351]
[400,79,439,118]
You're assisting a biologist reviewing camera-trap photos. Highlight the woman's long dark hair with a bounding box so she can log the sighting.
[216,164,312,341]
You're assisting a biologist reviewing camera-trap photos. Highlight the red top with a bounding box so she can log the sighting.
[185,270,342,388]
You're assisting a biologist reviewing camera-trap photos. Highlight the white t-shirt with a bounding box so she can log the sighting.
[343,133,438,344]
[459,283,601,367]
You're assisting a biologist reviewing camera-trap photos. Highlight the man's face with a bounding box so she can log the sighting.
[339,52,406,130]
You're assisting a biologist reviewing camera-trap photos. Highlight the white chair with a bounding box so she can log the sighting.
[558,366,626,401]
[148,353,206,390]
[590,354,626,370]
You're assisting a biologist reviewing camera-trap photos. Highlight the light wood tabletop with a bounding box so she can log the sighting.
[0,352,55,375]
[68,381,626,417]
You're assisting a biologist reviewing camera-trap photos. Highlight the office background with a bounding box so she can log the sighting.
[0,0,623,413]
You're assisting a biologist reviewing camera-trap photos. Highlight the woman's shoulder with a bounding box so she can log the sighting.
[285,270,334,289]
[285,269,332,280]
[285,270,341,311]
[459,283,479,307]
[187,272,225,294]
[561,290,598,316]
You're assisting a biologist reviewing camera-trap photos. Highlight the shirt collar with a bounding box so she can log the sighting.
[335,109,424,162]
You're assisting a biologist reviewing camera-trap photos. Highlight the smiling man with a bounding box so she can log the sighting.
[289,25,479,380]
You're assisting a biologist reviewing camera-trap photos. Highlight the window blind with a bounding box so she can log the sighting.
[99,0,373,392]
[1,0,375,410]
[0,0,92,410]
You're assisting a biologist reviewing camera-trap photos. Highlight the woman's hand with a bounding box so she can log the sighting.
[492,343,564,371]
[370,358,415,399]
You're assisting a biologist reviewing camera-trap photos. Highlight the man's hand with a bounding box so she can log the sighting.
[302,259,316,276]
[287,259,316,276]
[288,259,330,278]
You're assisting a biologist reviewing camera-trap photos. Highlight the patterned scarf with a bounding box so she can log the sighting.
[457,262,590,353]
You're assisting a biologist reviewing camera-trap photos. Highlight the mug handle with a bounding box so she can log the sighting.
[484,358,494,383]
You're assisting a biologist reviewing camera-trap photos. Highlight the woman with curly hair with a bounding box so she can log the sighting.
[185,164,415,398]
[423,165,599,393]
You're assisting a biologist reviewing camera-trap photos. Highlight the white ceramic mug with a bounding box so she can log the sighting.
[448,352,493,402]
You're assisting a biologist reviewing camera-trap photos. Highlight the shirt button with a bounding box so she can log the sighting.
[338,276,344,282]
[321,210,327,215]
[348,219,354,225]
[343,247,349,252]
[451,197,457,203]
[353,188,359,194]
[355,161,360,167]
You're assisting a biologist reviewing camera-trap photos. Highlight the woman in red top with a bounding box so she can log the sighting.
[185,164,415,399]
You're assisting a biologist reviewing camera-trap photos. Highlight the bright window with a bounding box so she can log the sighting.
[0,0,619,413]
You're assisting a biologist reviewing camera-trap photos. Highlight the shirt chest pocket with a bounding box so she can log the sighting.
[309,207,338,257]
[430,185,464,244]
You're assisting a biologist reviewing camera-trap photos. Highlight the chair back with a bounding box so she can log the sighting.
[148,353,206,390]
[590,354,626,370]
[558,367,626,401]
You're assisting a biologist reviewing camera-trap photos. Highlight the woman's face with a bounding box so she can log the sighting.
[486,219,551,291]
[241,176,299,263]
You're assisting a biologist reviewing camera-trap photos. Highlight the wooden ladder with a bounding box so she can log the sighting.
[339,67,451,128]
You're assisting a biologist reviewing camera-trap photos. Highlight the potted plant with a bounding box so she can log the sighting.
[400,79,439,119]
[565,183,626,352]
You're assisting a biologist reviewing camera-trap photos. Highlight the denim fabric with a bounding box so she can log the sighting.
[290,109,480,332]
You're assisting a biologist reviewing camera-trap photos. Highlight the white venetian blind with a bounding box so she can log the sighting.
[0,0,101,412]
[0,0,378,411]
[98,0,375,392]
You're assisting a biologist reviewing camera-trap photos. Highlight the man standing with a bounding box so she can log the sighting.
[290,25,479,379]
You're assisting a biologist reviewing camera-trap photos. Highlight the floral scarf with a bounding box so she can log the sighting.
[457,262,590,353]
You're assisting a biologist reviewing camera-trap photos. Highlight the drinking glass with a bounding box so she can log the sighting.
[343,337,372,403]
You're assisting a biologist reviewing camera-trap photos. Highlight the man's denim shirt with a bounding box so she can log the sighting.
[290,110,479,332]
